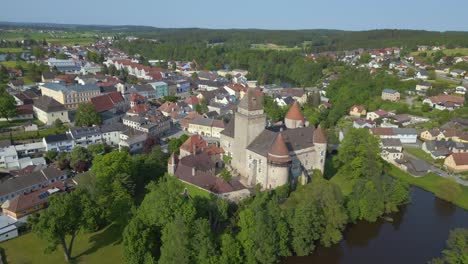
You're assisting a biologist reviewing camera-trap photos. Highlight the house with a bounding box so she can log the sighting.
[43,134,74,152]
[455,85,467,95]
[0,105,34,122]
[353,118,375,129]
[0,166,68,203]
[39,83,101,109]
[444,152,468,172]
[187,117,225,138]
[90,92,127,124]
[8,79,24,90]
[349,105,366,117]
[148,81,169,99]
[118,129,148,154]
[274,96,295,107]
[416,70,428,80]
[41,72,56,82]
[423,94,465,111]
[47,58,80,73]
[33,96,70,125]
[396,158,430,176]
[366,109,391,121]
[371,127,417,144]
[1,180,74,222]
[420,129,441,141]
[422,140,468,160]
[381,88,400,101]
[438,129,468,143]
[100,123,126,146]
[122,109,172,137]
[67,127,103,147]
[415,82,432,94]
[380,138,403,161]
[0,215,18,242]
[450,69,466,78]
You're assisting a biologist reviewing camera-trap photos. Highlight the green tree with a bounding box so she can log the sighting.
[54,118,64,130]
[69,146,93,170]
[289,198,323,255]
[168,134,189,154]
[359,52,372,64]
[123,217,158,264]
[190,218,217,264]
[159,215,191,264]
[30,190,99,262]
[44,150,58,163]
[428,70,437,80]
[74,103,102,127]
[347,179,384,222]
[0,94,17,121]
[430,228,468,264]
[219,233,243,264]
[406,68,415,77]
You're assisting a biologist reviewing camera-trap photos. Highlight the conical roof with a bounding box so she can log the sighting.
[313,125,327,144]
[285,101,305,121]
[268,133,291,163]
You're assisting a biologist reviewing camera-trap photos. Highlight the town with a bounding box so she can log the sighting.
[0,23,467,264]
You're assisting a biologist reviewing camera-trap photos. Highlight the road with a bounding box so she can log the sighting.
[403,149,468,186]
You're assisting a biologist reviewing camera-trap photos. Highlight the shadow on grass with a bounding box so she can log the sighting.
[73,224,123,261]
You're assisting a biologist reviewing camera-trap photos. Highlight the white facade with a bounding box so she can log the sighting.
[0,216,18,242]
[33,106,70,126]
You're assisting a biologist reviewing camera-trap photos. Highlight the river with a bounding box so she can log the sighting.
[285,187,468,264]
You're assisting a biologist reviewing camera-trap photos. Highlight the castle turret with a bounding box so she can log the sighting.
[313,125,327,174]
[266,133,291,189]
[285,101,306,129]
[168,153,178,175]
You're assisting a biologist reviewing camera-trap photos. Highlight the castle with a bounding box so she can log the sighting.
[220,88,327,190]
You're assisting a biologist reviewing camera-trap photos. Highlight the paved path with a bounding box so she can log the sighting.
[403,150,468,186]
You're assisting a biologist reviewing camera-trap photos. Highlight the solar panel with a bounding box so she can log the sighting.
[38,192,50,200]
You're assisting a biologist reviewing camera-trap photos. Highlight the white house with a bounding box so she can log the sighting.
[43,134,74,152]
[455,85,467,95]
[0,215,18,242]
[33,96,70,126]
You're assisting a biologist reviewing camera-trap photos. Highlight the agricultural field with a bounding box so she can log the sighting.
[251,43,300,51]
[411,48,468,56]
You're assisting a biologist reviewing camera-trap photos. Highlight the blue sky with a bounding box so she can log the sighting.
[2,0,467,31]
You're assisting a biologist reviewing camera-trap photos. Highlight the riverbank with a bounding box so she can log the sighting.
[389,165,468,210]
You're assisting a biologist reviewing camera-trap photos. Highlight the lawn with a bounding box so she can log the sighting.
[0,126,67,141]
[0,61,29,68]
[0,119,37,129]
[389,165,468,210]
[0,48,24,53]
[251,43,300,51]
[405,147,436,164]
[0,224,123,264]
[180,180,211,198]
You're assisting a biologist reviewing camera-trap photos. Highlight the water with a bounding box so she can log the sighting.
[285,187,468,264]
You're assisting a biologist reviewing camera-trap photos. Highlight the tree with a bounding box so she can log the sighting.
[31,190,99,262]
[430,228,468,264]
[54,118,64,130]
[69,146,93,171]
[44,150,58,163]
[159,215,191,264]
[290,198,323,255]
[32,46,46,58]
[74,103,102,127]
[0,94,17,121]
[123,217,159,264]
[219,233,243,264]
[220,168,232,182]
[359,52,372,64]
[168,134,189,154]
[406,68,415,77]
[190,218,217,264]
[428,70,437,80]
[436,179,462,203]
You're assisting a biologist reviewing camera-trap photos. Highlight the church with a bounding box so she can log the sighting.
[220,88,327,190]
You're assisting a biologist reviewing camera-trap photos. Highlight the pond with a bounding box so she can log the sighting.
[285,187,468,264]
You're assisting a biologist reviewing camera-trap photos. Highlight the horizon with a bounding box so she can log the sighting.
[1,0,467,31]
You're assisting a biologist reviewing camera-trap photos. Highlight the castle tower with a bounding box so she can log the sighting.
[168,153,178,175]
[232,88,266,177]
[285,101,306,129]
[313,125,327,174]
[266,133,291,189]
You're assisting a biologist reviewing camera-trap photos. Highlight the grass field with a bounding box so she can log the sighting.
[181,181,211,198]
[411,48,468,56]
[0,31,97,46]
[0,126,67,141]
[0,61,29,68]
[389,165,468,210]
[405,147,436,164]
[0,48,25,53]
[0,224,123,264]
[251,43,300,51]
[330,172,354,196]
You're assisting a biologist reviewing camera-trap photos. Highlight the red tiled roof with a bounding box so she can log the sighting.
[268,133,291,163]
[184,96,200,106]
[180,134,207,153]
[158,101,180,113]
[428,94,465,105]
[130,92,146,102]
[371,127,394,136]
[128,104,150,115]
[450,152,468,166]
[90,92,124,113]
[212,120,225,129]
[285,101,305,121]
[16,104,33,115]
[351,105,366,112]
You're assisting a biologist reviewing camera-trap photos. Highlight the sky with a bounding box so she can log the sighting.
[1,0,467,31]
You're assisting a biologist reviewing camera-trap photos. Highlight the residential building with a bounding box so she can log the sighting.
[455,85,467,95]
[43,134,74,152]
[366,109,391,121]
[380,138,403,161]
[444,153,468,172]
[90,92,127,124]
[381,88,400,101]
[149,81,169,99]
[349,105,366,117]
[0,215,18,242]
[33,96,70,125]
[371,127,418,143]
[67,127,103,147]
[118,129,147,153]
[39,83,101,109]
[187,117,225,138]
[0,166,68,203]
[423,94,465,111]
